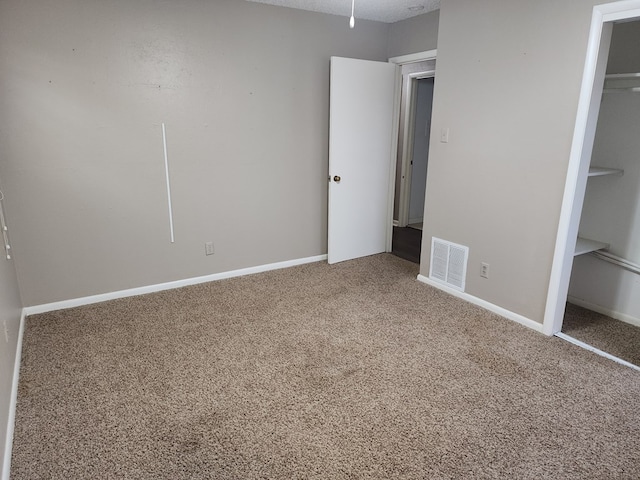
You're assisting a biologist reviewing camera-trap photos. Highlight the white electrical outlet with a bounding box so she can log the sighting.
[480,262,490,279]
[205,241,215,256]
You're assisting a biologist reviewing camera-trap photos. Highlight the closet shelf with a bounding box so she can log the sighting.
[603,73,640,93]
[575,237,609,256]
[588,166,624,177]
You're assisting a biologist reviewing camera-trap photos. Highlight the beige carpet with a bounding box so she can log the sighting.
[563,302,640,367]
[11,254,640,479]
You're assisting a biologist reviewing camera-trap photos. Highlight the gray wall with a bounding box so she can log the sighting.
[420,0,616,323]
[388,10,439,58]
[8,0,625,326]
[607,21,640,73]
[0,0,390,306]
[0,190,22,474]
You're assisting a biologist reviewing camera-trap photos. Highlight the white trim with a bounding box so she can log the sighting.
[417,274,544,333]
[24,255,327,316]
[392,219,399,227]
[386,64,403,253]
[542,2,640,336]
[600,3,640,22]
[161,123,175,244]
[543,7,607,335]
[555,332,640,371]
[388,49,437,65]
[2,310,26,480]
[407,71,435,81]
[567,295,640,328]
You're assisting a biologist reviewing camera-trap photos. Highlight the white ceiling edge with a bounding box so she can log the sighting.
[245,0,440,24]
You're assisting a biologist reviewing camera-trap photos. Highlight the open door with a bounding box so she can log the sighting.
[328,57,398,264]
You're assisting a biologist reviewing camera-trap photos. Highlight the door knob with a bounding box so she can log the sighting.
[333,175,341,182]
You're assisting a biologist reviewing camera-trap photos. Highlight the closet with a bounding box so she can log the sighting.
[566,21,640,341]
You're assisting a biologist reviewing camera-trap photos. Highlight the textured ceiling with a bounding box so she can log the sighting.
[245,0,440,24]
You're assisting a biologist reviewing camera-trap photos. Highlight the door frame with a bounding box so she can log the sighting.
[387,50,437,251]
[543,1,640,335]
[398,71,436,228]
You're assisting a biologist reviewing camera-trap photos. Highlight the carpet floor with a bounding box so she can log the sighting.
[563,302,640,367]
[11,254,640,479]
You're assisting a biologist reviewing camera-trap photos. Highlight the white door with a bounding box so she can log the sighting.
[328,57,398,264]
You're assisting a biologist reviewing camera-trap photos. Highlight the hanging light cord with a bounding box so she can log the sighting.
[349,0,355,28]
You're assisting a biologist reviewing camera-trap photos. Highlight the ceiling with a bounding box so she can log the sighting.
[245,0,441,24]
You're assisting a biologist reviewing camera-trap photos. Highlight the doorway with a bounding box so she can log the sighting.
[544,1,640,369]
[326,51,436,266]
[561,19,640,368]
[390,58,436,265]
[407,77,434,230]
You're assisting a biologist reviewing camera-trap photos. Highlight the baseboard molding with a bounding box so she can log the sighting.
[567,296,640,328]
[2,309,26,480]
[24,254,328,316]
[408,217,423,225]
[417,274,544,334]
[393,220,399,227]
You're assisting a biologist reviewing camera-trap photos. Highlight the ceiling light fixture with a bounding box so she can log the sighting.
[408,5,425,12]
[349,0,355,28]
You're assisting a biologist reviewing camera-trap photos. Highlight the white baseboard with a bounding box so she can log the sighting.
[393,220,399,227]
[2,309,26,480]
[567,295,640,328]
[24,254,328,316]
[408,217,423,225]
[417,274,544,334]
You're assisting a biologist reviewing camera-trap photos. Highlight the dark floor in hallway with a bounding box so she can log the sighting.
[391,226,422,265]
